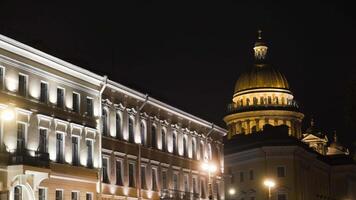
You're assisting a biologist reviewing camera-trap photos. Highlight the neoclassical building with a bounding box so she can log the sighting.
[100,81,225,200]
[224,32,355,200]
[0,33,226,200]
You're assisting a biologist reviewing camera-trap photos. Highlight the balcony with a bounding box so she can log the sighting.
[160,189,200,200]
[8,149,50,168]
[227,100,299,114]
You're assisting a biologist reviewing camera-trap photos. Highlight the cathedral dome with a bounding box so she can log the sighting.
[234,64,290,94]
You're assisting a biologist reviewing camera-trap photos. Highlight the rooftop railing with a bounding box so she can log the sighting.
[227,100,299,114]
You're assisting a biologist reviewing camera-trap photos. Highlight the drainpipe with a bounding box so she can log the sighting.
[138,94,148,200]
[98,75,107,200]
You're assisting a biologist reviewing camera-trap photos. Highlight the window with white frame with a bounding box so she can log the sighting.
[128,117,135,143]
[128,162,136,187]
[277,166,286,177]
[56,87,64,108]
[172,132,178,154]
[152,168,158,191]
[55,189,63,200]
[86,97,93,117]
[14,186,22,200]
[72,136,79,166]
[200,142,204,160]
[38,128,48,153]
[16,123,26,153]
[72,92,80,113]
[102,108,108,136]
[183,136,188,157]
[39,188,47,200]
[102,157,109,183]
[116,112,122,140]
[184,174,189,192]
[56,132,64,163]
[162,170,168,190]
[173,173,179,190]
[86,193,93,200]
[161,128,167,152]
[200,179,206,198]
[18,73,27,96]
[116,160,123,186]
[192,139,197,160]
[151,124,157,148]
[192,176,198,194]
[86,139,93,168]
[249,169,254,180]
[71,191,79,200]
[140,121,146,145]
[40,81,48,103]
[141,165,147,189]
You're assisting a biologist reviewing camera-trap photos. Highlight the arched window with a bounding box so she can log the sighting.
[268,96,272,104]
[282,97,285,105]
[192,139,197,160]
[128,117,135,143]
[200,142,205,160]
[251,126,257,133]
[161,128,167,152]
[260,97,264,105]
[173,132,178,154]
[14,186,22,200]
[151,125,157,148]
[116,112,122,140]
[253,97,258,105]
[140,121,146,146]
[183,136,188,157]
[102,108,108,136]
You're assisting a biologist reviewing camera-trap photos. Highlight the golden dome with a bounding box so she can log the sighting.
[234,64,290,94]
[234,30,290,94]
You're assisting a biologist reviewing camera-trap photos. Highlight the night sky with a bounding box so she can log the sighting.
[1,1,356,149]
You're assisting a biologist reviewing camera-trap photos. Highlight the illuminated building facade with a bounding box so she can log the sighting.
[224,32,356,200]
[0,33,226,200]
[99,82,225,200]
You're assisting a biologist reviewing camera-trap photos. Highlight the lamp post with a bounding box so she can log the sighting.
[263,179,276,200]
[201,162,217,200]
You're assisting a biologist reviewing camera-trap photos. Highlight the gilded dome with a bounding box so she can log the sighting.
[234,64,290,94]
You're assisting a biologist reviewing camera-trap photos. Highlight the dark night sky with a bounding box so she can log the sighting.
[1,1,356,148]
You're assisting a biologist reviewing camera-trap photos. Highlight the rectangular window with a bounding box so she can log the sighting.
[86,140,93,168]
[201,179,206,198]
[56,133,64,163]
[0,67,4,89]
[38,188,46,200]
[277,194,287,200]
[72,137,79,166]
[40,82,48,103]
[102,157,109,183]
[71,191,79,200]
[86,193,93,200]
[38,128,48,153]
[141,166,147,189]
[249,170,254,180]
[173,173,179,190]
[57,88,64,108]
[55,190,63,200]
[240,171,244,182]
[162,170,167,190]
[129,163,135,187]
[277,166,286,177]
[18,74,27,96]
[152,168,157,191]
[116,160,123,186]
[86,97,93,117]
[192,177,197,194]
[184,174,189,192]
[17,123,26,153]
[72,92,80,113]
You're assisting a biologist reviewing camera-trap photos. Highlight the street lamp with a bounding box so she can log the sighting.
[201,162,217,200]
[263,179,276,200]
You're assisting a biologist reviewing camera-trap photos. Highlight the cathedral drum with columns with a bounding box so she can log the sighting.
[224,31,304,139]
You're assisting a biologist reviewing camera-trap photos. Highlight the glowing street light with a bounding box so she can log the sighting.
[263,179,276,200]
[201,162,217,200]
[228,188,236,196]
[1,109,15,121]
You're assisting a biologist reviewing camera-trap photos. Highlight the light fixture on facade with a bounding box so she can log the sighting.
[228,188,236,195]
[1,109,15,121]
[263,179,276,200]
